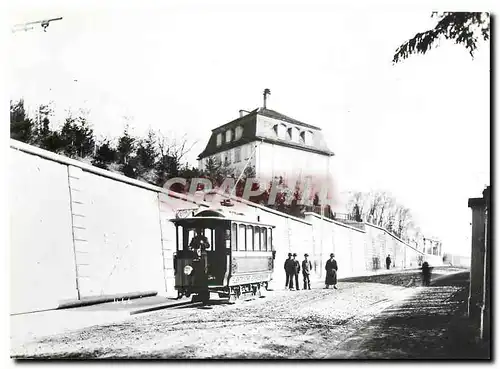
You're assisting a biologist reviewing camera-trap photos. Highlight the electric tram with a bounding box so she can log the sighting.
[171,207,276,303]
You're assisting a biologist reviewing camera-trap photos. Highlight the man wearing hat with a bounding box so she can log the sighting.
[325,253,338,289]
[284,253,293,289]
[302,253,312,290]
[289,253,301,290]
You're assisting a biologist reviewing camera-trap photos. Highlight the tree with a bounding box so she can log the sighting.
[59,112,95,158]
[116,125,136,165]
[347,191,366,221]
[394,205,412,239]
[393,12,490,63]
[353,203,362,222]
[155,132,198,187]
[92,138,117,169]
[10,99,35,143]
[136,129,157,171]
[33,103,66,153]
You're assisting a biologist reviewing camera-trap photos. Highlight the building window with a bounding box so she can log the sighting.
[224,151,231,165]
[234,147,241,163]
[299,131,305,144]
[216,133,222,147]
[242,144,249,160]
[235,126,243,140]
[273,123,287,139]
[225,130,233,143]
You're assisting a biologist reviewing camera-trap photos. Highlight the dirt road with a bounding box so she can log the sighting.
[12,281,416,359]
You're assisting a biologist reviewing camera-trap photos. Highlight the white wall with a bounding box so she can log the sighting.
[10,140,438,314]
[74,172,166,298]
[10,149,78,314]
[255,142,331,187]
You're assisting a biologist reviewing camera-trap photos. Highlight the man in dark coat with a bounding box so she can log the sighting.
[421,261,432,286]
[386,254,392,270]
[302,253,312,290]
[325,253,338,289]
[284,253,293,289]
[289,253,301,290]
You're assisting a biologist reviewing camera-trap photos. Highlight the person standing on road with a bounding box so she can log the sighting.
[302,253,312,290]
[421,261,432,286]
[289,253,301,290]
[386,254,392,270]
[325,253,338,289]
[284,253,293,290]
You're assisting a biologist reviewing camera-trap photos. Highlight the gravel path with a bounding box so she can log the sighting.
[12,281,416,359]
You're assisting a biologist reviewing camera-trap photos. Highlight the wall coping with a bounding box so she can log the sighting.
[303,212,366,233]
[363,222,424,256]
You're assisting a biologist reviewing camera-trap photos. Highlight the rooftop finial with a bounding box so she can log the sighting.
[263,88,271,109]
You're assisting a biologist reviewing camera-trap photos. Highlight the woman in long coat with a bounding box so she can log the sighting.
[325,253,338,289]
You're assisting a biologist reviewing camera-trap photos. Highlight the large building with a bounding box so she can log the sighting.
[197,103,334,190]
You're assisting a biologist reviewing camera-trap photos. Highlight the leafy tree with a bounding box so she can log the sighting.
[10,99,35,143]
[394,12,490,63]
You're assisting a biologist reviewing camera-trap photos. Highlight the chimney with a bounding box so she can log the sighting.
[263,88,271,109]
[239,109,250,118]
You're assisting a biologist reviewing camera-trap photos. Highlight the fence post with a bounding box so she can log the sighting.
[468,190,487,339]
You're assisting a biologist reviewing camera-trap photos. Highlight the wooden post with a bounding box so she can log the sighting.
[468,194,487,338]
[481,186,491,341]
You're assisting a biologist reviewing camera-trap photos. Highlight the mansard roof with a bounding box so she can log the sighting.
[197,107,334,159]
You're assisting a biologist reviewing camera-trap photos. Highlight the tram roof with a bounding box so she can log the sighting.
[170,208,275,228]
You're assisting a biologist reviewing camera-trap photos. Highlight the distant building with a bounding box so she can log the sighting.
[197,102,334,189]
[423,237,443,256]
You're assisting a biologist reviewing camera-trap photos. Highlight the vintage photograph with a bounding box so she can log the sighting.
[8,2,490,360]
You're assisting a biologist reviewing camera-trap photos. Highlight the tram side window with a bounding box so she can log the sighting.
[254,227,261,251]
[239,224,246,251]
[262,228,267,251]
[268,228,273,250]
[231,223,238,251]
[246,225,254,251]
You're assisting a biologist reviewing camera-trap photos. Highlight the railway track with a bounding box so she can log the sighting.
[130,293,266,315]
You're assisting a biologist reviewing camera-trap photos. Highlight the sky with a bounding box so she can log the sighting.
[7,2,490,256]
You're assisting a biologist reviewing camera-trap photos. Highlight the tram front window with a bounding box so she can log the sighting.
[188,228,213,253]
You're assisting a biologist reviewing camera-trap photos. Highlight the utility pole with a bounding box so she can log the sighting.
[12,17,63,33]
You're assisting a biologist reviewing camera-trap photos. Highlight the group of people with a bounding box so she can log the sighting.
[284,253,338,290]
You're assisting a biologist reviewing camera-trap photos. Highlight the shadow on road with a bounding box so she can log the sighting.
[343,272,490,359]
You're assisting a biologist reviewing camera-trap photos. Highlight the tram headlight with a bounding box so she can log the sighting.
[183,265,193,276]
